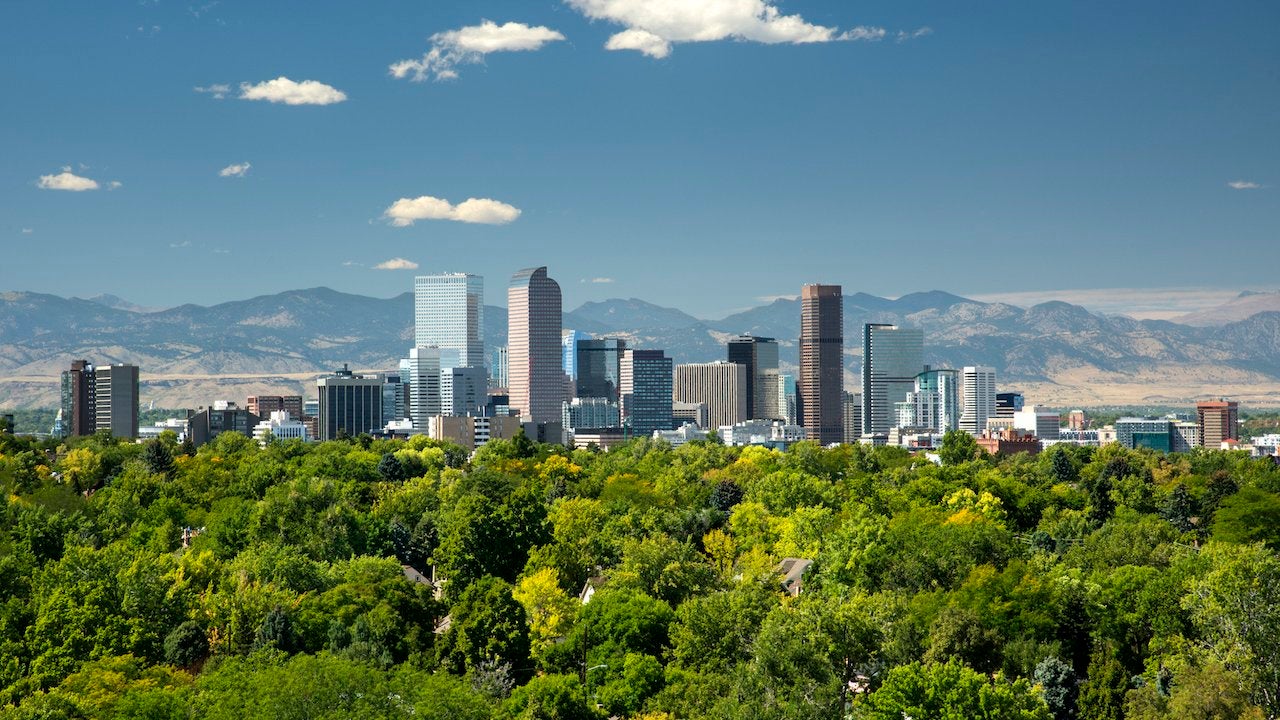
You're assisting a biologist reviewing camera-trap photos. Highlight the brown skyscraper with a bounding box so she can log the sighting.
[1197,400,1239,448]
[799,284,844,444]
[508,266,564,423]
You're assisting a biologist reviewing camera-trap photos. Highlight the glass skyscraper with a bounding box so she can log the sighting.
[727,335,781,420]
[620,349,673,435]
[861,323,924,437]
[414,273,484,370]
[508,267,564,423]
[576,338,626,401]
[799,284,844,444]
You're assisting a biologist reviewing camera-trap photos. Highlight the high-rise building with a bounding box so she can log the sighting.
[508,267,564,423]
[576,338,627,401]
[996,392,1024,419]
[442,366,487,417]
[490,346,509,390]
[674,361,748,429]
[402,348,443,429]
[316,365,385,440]
[414,273,484,370]
[563,330,591,386]
[60,359,96,437]
[960,366,998,436]
[373,373,409,425]
[861,323,923,438]
[94,364,139,438]
[900,368,960,433]
[800,284,844,445]
[1013,405,1060,441]
[186,401,259,448]
[620,349,673,435]
[842,391,863,444]
[1116,417,1173,451]
[563,397,621,430]
[1197,400,1239,448]
[779,373,797,425]
[1067,409,1088,431]
[247,395,304,420]
[727,335,781,420]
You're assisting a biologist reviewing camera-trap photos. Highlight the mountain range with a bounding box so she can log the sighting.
[4,288,1280,410]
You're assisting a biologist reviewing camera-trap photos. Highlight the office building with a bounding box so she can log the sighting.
[60,359,96,437]
[720,420,807,449]
[563,330,591,386]
[1013,405,1060,441]
[401,348,443,429]
[1197,400,1239,448]
[900,368,960,433]
[674,361,748,430]
[1172,421,1200,453]
[316,365,385,440]
[414,273,484,369]
[247,395,304,421]
[94,364,139,438]
[977,428,1042,456]
[861,323,923,438]
[1067,409,1088,431]
[576,338,627,401]
[252,411,308,445]
[779,373,797,425]
[799,284,845,444]
[372,374,409,425]
[563,397,621,430]
[441,366,486,417]
[672,401,710,430]
[960,366,998,436]
[187,402,260,448]
[429,415,521,451]
[654,423,708,447]
[727,335,781,420]
[490,346,509,390]
[842,391,863,444]
[620,349,673,435]
[508,267,564,423]
[996,392,1024,419]
[1116,417,1173,451]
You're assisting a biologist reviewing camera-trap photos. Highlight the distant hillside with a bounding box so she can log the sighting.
[1172,291,1280,327]
[6,288,1280,409]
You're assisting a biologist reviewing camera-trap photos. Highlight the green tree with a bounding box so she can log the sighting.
[1034,657,1077,720]
[437,576,532,681]
[162,621,207,667]
[1077,646,1128,720]
[939,429,983,466]
[856,658,1051,720]
[141,439,175,478]
[1211,487,1280,547]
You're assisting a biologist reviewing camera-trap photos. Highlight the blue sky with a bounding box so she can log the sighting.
[2,0,1277,317]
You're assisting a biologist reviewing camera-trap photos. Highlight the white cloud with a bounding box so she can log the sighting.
[194,83,231,99]
[896,26,932,42]
[169,240,192,248]
[390,20,566,81]
[238,77,347,105]
[383,195,521,226]
[1228,180,1262,190]
[565,0,892,56]
[37,170,100,191]
[219,162,252,177]
[756,293,799,303]
[586,277,615,284]
[107,180,123,190]
[21,228,33,234]
[374,257,419,270]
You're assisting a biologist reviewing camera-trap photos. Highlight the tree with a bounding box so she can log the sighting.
[163,621,207,667]
[1211,487,1280,547]
[254,606,296,652]
[940,429,982,466]
[1034,657,1078,720]
[1050,448,1079,485]
[514,568,579,662]
[856,658,1051,719]
[1162,483,1199,533]
[436,576,532,681]
[377,452,408,482]
[504,673,599,720]
[141,440,175,478]
[1077,646,1127,720]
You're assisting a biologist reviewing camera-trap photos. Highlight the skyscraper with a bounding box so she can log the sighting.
[576,338,627,401]
[1197,400,1239,448]
[800,284,844,445]
[727,335,781,420]
[60,359,95,437]
[903,368,960,433]
[508,267,564,423]
[620,349,673,435]
[414,273,484,369]
[861,323,923,438]
[316,365,384,440]
[93,364,139,438]
[563,329,591,387]
[402,347,443,429]
[674,361,748,429]
[960,366,997,436]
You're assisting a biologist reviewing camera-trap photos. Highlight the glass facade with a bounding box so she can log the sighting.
[621,349,673,435]
[861,324,924,437]
[576,338,626,401]
[414,273,484,370]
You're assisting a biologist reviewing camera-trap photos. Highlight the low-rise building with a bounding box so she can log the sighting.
[653,423,707,447]
[428,415,521,451]
[253,411,309,445]
[719,420,807,448]
[977,427,1042,456]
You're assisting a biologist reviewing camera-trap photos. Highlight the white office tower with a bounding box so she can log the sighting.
[898,368,960,432]
[402,347,443,430]
[960,366,997,436]
[414,273,484,370]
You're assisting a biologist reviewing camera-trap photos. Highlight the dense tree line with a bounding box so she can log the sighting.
[1,425,1278,718]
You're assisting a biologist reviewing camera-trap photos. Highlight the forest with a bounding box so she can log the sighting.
[1,426,1278,719]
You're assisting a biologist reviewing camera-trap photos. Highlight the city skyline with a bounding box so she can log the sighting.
[3,2,1277,317]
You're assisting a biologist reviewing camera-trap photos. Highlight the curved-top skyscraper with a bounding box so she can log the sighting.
[508,267,564,423]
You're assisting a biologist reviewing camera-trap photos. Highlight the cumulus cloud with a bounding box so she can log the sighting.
[106,180,123,190]
[565,0,893,57]
[1228,180,1262,190]
[383,195,522,226]
[238,77,347,105]
[374,257,419,270]
[169,240,192,248]
[390,20,566,81]
[21,228,33,234]
[219,162,252,178]
[37,169,100,191]
[194,83,231,99]
[896,26,932,42]
[585,277,615,284]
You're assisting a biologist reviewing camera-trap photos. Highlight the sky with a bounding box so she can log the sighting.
[2,0,1277,318]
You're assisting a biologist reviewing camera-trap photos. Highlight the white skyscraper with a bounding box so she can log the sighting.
[960,366,997,436]
[402,347,442,429]
[414,273,484,370]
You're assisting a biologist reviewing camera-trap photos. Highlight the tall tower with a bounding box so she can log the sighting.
[1196,400,1239,448]
[60,359,96,437]
[620,349,673,435]
[414,273,485,370]
[861,323,924,437]
[508,267,564,423]
[576,338,627,401]
[959,366,997,436]
[799,284,844,445]
[93,364,139,438]
[674,361,748,429]
[727,335,781,420]
[402,347,443,428]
